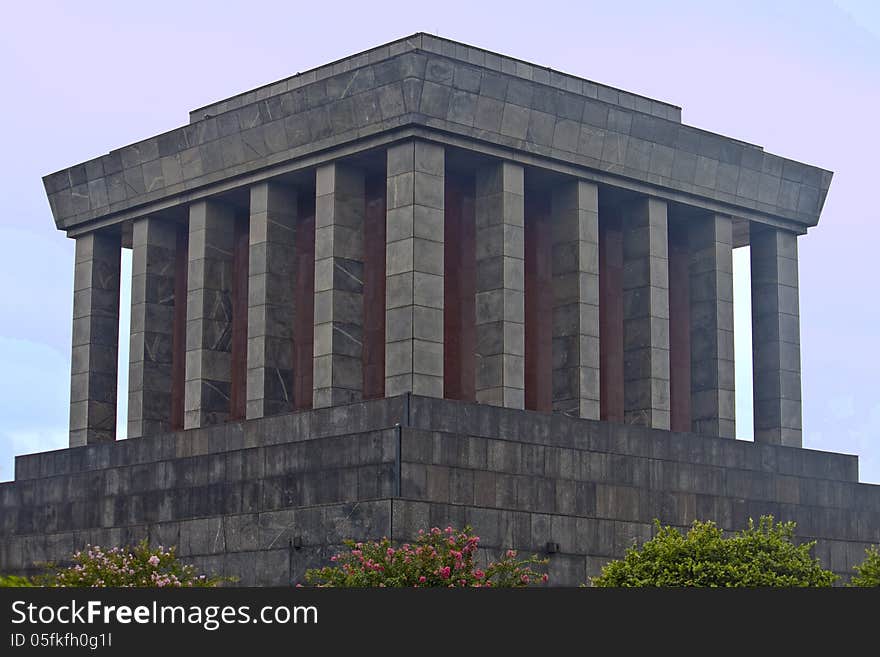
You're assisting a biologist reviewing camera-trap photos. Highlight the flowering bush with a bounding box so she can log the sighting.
[304,525,548,587]
[36,541,226,588]
[849,545,880,587]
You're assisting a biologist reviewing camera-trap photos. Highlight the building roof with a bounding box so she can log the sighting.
[43,33,831,234]
[189,33,683,124]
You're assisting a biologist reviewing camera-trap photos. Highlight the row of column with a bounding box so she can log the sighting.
[69,139,803,448]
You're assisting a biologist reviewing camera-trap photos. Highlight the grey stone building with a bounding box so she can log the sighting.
[1,34,877,585]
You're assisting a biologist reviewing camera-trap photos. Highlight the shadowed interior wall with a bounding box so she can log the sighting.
[230,214,250,421]
[525,190,553,412]
[599,211,624,421]
[294,192,316,411]
[363,174,387,400]
[669,219,692,432]
[444,172,476,402]
[170,225,188,430]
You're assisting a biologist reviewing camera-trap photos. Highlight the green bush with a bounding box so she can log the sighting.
[0,575,33,587]
[304,525,548,587]
[592,516,837,587]
[36,541,227,587]
[849,545,880,587]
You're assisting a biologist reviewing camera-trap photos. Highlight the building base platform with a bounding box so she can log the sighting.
[1,395,878,586]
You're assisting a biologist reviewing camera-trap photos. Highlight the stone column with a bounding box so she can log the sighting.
[184,200,235,429]
[128,217,178,438]
[313,162,365,408]
[551,180,601,419]
[751,224,802,447]
[246,182,297,419]
[689,214,735,438]
[622,197,670,429]
[385,140,445,398]
[70,231,121,446]
[475,161,525,409]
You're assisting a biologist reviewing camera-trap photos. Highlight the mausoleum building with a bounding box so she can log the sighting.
[1,35,876,585]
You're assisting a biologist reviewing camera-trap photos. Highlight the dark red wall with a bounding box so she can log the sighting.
[363,174,387,400]
[599,212,624,422]
[229,214,250,421]
[170,225,188,431]
[668,221,691,432]
[444,172,476,402]
[524,191,552,412]
[293,192,316,411]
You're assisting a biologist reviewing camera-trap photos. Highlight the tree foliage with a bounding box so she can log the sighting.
[304,525,548,587]
[849,545,880,587]
[0,575,33,587]
[592,516,837,587]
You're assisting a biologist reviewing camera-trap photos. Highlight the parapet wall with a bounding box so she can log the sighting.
[2,396,877,585]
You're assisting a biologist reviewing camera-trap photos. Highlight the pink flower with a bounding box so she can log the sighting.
[520,574,530,584]
[439,566,451,580]
[506,549,517,559]
[418,576,427,584]
[386,547,395,557]
[148,555,160,567]
[541,574,549,583]
[474,569,485,580]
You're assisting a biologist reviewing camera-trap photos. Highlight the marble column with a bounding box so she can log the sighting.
[751,224,802,447]
[70,231,121,446]
[246,182,297,419]
[475,161,525,409]
[551,180,601,419]
[385,140,445,398]
[689,214,735,438]
[622,197,670,429]
[313,162,365,408]
[184,199,236,429]
[128,217,179,438]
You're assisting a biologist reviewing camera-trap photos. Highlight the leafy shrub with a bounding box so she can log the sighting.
[592,516,837,587]
[36,541,226,587]
[849,545,880,587]
[304,525,548,587]
[0,575,33,587]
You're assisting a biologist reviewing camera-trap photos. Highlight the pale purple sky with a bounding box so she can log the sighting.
[0,0,877,483]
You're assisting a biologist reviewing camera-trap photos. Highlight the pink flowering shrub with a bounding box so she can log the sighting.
[37,540,226,588]
[304,525,549,587]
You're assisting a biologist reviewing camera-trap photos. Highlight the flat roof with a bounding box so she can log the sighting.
[189,33,683,125]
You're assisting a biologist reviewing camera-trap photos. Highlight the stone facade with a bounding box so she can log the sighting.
[2,35,871,586]
[2,396,878,585]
